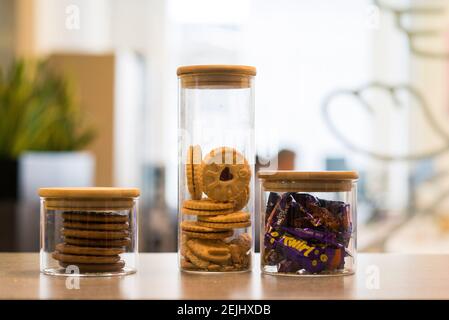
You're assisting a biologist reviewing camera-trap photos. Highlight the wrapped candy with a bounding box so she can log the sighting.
[265,230,344,274]
[277,259,301,273]
[281,227,341,247]
[320,199,352,233]
[260,171,357,276]
[263,192,353,274]
[263,249,282,266]
[264,192,281,231]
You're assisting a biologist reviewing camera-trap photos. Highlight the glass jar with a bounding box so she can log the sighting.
[39,187,139,276]
[177,65,256,273]
[258,171,358,276]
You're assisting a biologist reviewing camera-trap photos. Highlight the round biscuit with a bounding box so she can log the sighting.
[180,258,200,270]
[52,252,120,264]
[64,237,131,248]
[62,211,129,223]
[232,187,249,211]
[181,221,229,233]
[183,199,234,211]
[59,261,125,272]
[198,211,250,223]
[182,229,233,240]
[202,147,251,202]
[184,248,210,269]
[207,264,222,271]
[186,239,231,265]
[62,228,129,240]
[181,207,233,216]
[186,145,203,200]
[62,221,129,231]
[55,243,125,256]
[196,220,251,229]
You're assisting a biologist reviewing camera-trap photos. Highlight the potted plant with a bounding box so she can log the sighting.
[0,59,95,200]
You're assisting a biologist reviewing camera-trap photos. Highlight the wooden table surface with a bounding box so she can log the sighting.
[0,253,448,300]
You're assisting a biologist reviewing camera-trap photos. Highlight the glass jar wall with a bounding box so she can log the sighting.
[39,187,139,276]
[258,171,357,276]
[178,65,256,273]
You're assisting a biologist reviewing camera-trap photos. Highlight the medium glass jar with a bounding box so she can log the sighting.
[177,65,256,273]
[39,187,139,276]
[258,171,358,276]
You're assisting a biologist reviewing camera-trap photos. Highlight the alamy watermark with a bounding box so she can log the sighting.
[65,4,80,30]
[365,264,380,290]
[365,5,380,30]
[65,265,80,290]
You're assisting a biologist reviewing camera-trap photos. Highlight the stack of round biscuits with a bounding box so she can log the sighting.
[52,210,131,273]
[181,145,252,272]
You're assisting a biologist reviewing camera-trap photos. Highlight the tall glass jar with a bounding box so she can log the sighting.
[177,65,256,273]
[258,171,358,276]
[39,187,139,276]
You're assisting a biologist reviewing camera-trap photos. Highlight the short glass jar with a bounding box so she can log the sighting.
[39,187,139,276]
[258,171,358,276]
[177,65,256,273]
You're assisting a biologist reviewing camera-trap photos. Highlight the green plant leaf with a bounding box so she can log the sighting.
[0,59,96,159]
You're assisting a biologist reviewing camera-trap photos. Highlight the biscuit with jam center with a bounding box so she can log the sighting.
[202,147,251,202]
[180,258,199,270]
[181,207,233,216]
[184,247,210,269]
[198,211,250,223]
[232,187,249,211]
[187,238,231,265]
[207,264,222,271]
[182,229,233,240]
[183,199,234,211]
[196,220,251,229]
[181,220,229,233]
[185,145,203,200]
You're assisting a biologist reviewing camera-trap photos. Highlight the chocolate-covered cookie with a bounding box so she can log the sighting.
[63,221,129,231]
[55,243,125,256]
[59,261,126,273]
[52,252,121,264]
[62,228,130,240]
[62,211,129,223]
[64,237,132,248]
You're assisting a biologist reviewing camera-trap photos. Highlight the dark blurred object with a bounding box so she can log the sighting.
[278,149,296,170]
[0,135,16,250]
[0,202,16,251]
[141,164,176,252]
[0,158,17,200]
[325,157,347,171]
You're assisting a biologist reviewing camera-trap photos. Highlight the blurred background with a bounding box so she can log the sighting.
[1,0,449,253]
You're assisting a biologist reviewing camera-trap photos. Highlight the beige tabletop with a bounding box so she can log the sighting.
[0,253,448,300]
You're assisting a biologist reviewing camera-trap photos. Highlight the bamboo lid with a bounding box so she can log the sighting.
[258,171,358,192]
[39,188,139,210]
[177,65,256,89]
[38,187,140,198]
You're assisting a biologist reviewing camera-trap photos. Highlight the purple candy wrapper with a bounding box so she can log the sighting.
[281,227,341,247]
[264,192,353,248]
[265,230,344,274]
